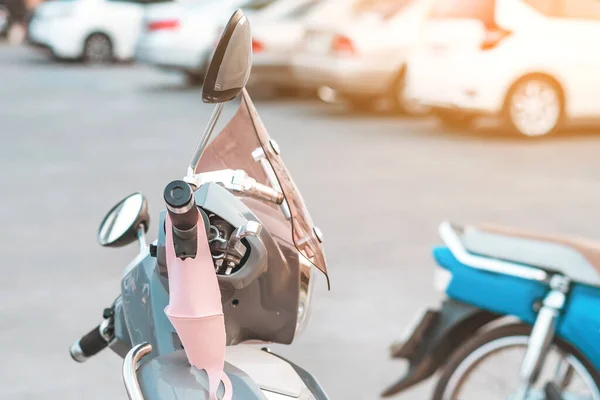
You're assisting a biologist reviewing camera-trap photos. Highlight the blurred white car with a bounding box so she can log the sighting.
[247,0,331,91]
[27,0,171,63]
[291,0,434,115]
[135,0,273,85]
[406,0,600,137]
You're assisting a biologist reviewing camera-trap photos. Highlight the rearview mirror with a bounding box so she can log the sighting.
[98,192,150,247]
[202,9,252,104]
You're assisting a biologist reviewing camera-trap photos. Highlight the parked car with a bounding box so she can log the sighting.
[0,1,10,37]
[27,0,172,63]
[290,0,434,115]
[247,0,325,92]
[2,0,31,39]
[135,0,274,86]
[405,0,600,137]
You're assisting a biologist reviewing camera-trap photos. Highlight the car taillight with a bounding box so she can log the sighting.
[331,34,355,56]
[252,39,265,53]
[147,19,180,32]
[480,28,511,51]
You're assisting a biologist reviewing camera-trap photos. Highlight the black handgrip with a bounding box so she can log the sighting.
[164,180,198,232]
[70,325,109,362]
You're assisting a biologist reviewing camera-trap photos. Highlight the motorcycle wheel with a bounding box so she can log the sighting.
[433,323,600,400]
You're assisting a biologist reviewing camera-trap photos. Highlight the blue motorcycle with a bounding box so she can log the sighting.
[383,221,600,400]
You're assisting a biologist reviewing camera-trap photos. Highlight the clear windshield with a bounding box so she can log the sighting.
[195,90,329,287]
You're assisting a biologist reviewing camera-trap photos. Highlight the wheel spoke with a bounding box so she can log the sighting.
[509,80,560,136]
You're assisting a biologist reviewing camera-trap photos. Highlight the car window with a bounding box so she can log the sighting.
[429,0,495,26]
[282,0,319,19]
[525,0,600,20]
[352,0,415,20]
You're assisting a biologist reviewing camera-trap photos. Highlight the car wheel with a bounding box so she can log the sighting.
[504,76,563,137]
[434,108,475,130]
[393,73,431,117]
[83,33,113,64]
[184,71,204,87]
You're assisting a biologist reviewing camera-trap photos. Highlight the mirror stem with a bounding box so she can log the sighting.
[187,103,225,178]
[136,225,147,254]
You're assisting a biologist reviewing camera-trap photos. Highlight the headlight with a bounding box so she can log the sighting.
[295,255,318,337]
[433,266,452,293]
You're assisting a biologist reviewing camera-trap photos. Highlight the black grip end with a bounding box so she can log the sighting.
[79,325,109,358]
[164,180,198,232]
[164,180,193,209]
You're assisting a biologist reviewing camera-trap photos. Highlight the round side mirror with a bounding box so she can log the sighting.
[98,192,150,248]
[202,9,252,104]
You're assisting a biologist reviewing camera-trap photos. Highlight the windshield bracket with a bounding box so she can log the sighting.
[185,169,284,205]
[252,146,292,220]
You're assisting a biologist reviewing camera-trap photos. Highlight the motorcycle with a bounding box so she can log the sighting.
[69,10,330,400]
[383,221,600,400]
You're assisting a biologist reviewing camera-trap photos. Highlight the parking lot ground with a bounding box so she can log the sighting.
[3,45,600,400]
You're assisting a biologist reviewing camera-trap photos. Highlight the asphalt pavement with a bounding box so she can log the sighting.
[3,44,600,400]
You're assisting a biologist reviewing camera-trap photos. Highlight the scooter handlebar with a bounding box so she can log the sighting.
[70,322,111,363]
[164,180,198,232]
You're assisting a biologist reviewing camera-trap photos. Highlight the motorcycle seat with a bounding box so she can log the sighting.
[459,224,600,287]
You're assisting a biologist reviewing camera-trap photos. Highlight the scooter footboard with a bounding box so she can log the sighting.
[135,347,328,400]
[137,350,265,400]
[382,299,498,397]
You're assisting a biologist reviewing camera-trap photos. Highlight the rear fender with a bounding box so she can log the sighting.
[382,299,499,397]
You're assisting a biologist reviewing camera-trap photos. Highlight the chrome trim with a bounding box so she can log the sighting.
[136,226,147,255]
[188,169,284,204]
[99,318,113,342]
[210,237,227,260]
[516,275,569,399]
[517,306,559,397]
[252,147,291,220]
[438,221,548,282]
[123,342,153,400]
[269,139,281,155]
[188,102,225,178]
[165,200,195,215]
[313,227,323,243]
[295,257,316,336]
[549,274,570,293]
[70,341,88,363]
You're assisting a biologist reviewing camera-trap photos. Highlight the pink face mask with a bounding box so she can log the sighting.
[163,212,232,400]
